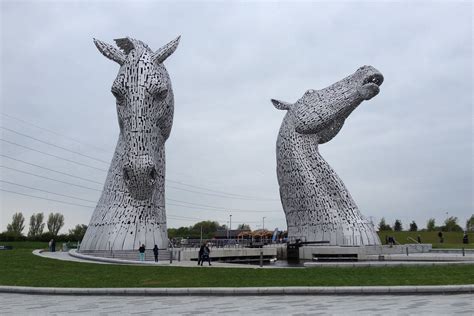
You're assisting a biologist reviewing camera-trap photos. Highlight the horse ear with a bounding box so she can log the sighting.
[271,99,292,111]
[152,36,181,64]
[93,38,126,65]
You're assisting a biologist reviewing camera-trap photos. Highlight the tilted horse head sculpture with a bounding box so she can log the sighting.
[80,36,180,252]
[273,65,384,246]
[94,36,179,200]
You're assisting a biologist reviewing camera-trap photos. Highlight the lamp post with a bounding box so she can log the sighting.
[262,217,266,243]
[200,225,203,244]
[229,214,232,240]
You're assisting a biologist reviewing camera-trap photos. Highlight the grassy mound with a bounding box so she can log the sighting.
[377,231,473,248]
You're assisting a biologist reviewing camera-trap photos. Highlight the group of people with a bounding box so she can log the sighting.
[138,244,160,262]
[137,243,212,265]
[197,243,211,266]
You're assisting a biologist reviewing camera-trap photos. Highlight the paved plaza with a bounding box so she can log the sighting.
[1,293,473,315]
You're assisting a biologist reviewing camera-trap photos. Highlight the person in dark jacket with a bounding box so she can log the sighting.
[438,231,444,243]
[153,245,159,262]
[139,244,145,261]
[463,232,469,244]
[197,244,205,265]
[201,244,211,266]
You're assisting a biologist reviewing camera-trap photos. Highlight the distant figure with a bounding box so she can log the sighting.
[51,239,56,252]
[139,244,145,261]
[197,244,205,265]
[153,245,159,262]
[201,244,211,266]
[48,239,53,252]
[388,236,395,247]
[417,235,422,243]
[438,231,444,243]
[463,232,469,244]
[385,235,389,245]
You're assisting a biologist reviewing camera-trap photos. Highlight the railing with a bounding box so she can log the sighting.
[171,238,286,250]
[407,236,420,244]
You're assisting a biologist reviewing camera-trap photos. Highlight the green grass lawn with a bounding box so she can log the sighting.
[377,231,474,248]
[0,241,473,288]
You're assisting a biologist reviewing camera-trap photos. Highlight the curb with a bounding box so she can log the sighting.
[0,285,472,296]
[304,261,474,268]
[68,250,170,265]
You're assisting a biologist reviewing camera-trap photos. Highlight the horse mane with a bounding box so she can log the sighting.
[114,37,151,57]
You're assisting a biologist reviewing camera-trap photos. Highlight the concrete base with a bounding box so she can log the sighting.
[300,244,433,261]
[180,247,277,262]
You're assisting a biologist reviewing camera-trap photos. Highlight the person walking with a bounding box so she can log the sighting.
[197,244,205,265]
[153,244,159,262]
[139,244,146,261]
[438,231,444,243]
[201,243,211,266]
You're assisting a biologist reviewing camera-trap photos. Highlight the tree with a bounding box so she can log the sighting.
[466,215,474,232]
[47,213,64,236]
[168,221,221,239]
[6,212,25,235]
[443,216,463,232]
[394,219,403,232]
[409,221,418,232]
[68,224,87,241]
[427,218,436,231]
[237,223,251,230]
[378,218,392,231]
[28,213,45,238]
[191,221,220,239]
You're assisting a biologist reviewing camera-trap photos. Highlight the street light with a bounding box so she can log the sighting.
[229,214,232,240]
[262,217,267,244]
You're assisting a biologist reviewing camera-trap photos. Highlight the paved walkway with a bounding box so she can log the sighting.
[1,293,473,315]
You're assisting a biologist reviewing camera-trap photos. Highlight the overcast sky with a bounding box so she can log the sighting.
[1,0,472,234]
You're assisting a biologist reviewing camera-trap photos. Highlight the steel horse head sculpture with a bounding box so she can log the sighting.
[80,36,180,252]
[273,65,384,246]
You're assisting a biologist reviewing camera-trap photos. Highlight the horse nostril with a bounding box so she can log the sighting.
[150,168,157,181]
[123,168,130,181]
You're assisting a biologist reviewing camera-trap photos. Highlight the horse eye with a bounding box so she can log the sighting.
[154,89,168,100]
[112,89,124,102]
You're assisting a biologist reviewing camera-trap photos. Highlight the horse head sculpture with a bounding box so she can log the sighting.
[80,36,180,252]
[273,65,384,246]
[94,36,179,200]
[272,65,383,144]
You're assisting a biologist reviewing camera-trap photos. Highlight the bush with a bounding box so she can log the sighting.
[26,232,69,242]
[0,231,27,242]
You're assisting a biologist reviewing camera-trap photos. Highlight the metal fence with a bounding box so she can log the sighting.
[171,238,287,250]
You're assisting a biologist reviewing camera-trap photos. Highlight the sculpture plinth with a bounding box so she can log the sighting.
[273,65,383,246]
[80,36,180,252]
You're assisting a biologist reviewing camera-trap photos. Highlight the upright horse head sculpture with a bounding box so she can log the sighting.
[80,36,180,252]
[273,65,383,246]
